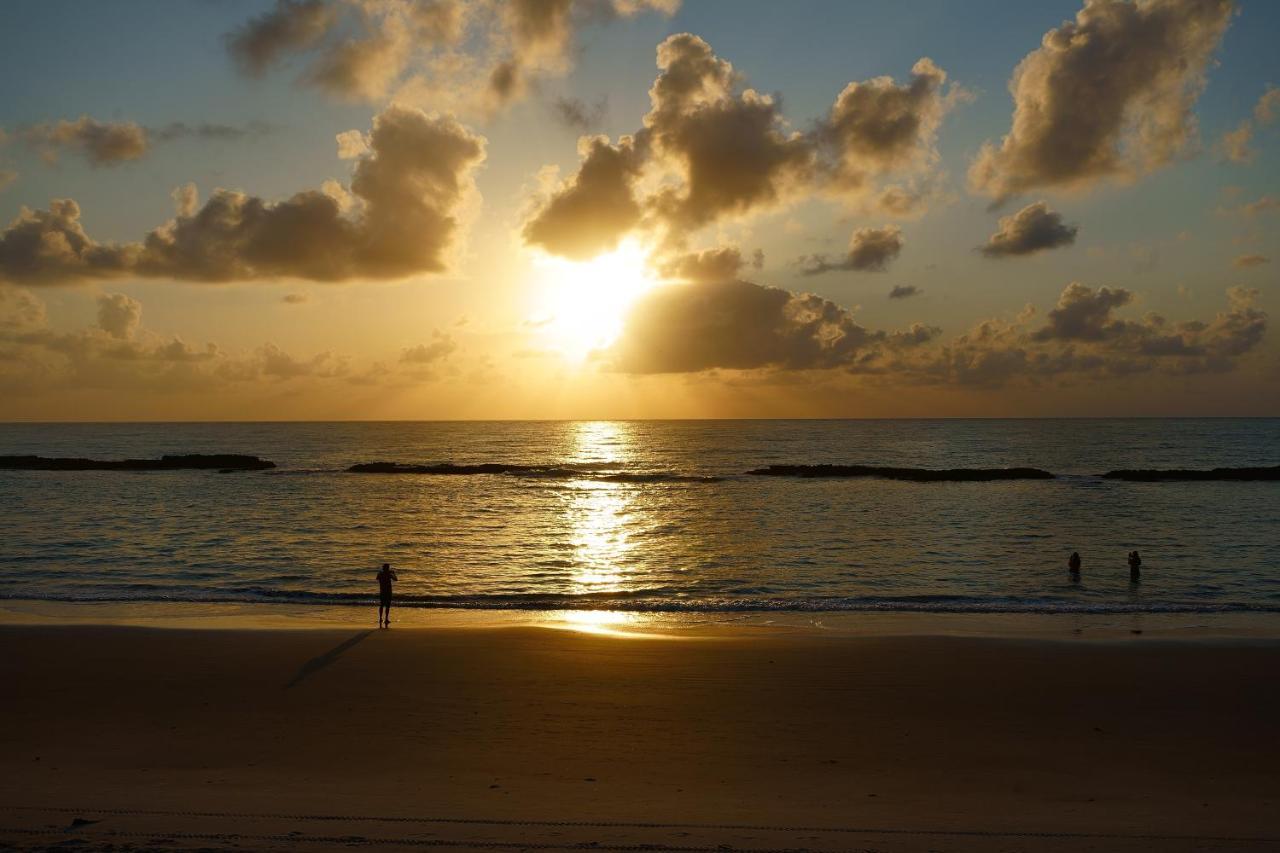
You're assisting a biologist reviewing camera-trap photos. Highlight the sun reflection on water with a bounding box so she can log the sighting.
[566,422,635,593]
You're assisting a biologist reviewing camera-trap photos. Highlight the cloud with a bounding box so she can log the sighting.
[225,0,336,76]
[524,35,965,261]
[815,57,964,206]
[1221,121,1255,164]
[0,170,15,192]
[15,118,275,168]
[888,284,921,300]
[0,285,46,332]
[603,275,1266,386]
[656,246,752,282]
[0,105,487,285]
[1233,254,1268,268]
[801,225,904,275]
[980,201,1078,257]
[969,0,1234,201]
[551,95,608,132]
[607,278,891,373]
[305,10,411,100]
[1218,85,1280,165]
[642,35,816,235]
[282,292,309,304]
[401,330,458,364]
[1030,283,1134,342]
[96,293,142,339]
[21,117,149,166]
[223,0,679,111]
[522,135,643,260]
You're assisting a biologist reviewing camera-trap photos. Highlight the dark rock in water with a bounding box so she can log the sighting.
[1102,465,1280,482]
[0,454,275,471]
[745,464,1055,481]
[348,462,523,474]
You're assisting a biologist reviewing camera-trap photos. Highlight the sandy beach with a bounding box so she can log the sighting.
[1,620,1277,852]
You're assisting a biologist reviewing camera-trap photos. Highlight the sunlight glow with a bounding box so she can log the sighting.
[531,240,658,361]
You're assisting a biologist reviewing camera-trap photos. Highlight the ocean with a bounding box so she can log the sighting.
[1,419,1277,615]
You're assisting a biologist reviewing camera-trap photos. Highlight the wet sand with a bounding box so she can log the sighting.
[0,623,1277,851]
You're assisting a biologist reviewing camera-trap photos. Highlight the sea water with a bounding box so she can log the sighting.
[1,419,1276,614]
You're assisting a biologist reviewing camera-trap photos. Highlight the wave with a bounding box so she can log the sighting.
[1102,465,1280,482]
[4,589,1276,615]
[746,464,1055,481]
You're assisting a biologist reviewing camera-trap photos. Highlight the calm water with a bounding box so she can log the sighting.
[1,420,1277,613]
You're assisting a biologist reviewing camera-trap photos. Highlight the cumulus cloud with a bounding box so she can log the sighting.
[969,0,1234,201]
[0,105,487,285]
[980,201,1078,257]
[223,0,679,110]
[888,284,921,300]
[524,35,964,261]
[522,135,642,260]
[801,225,904,275]
[96,293,142,339]
[815,57,963,205]
[1233,254,1268,268]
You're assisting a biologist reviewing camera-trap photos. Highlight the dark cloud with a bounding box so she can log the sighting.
[1031,283,1134,342]
[607,278,888,373]
[223,0,678,109]
[524,36,963,260]
[0,106,486,286]
[801,225,904,275]
[551,95,608,132]
[888,284,920,300]
[643,34,815,235]
[523,135,642,260]
[282,292,309,304]
[21,117,149,166]
[970,0,1234,201]
[225,0,335,76]
[980,201,1078,258]
[605,276,1266,385]
[815,58,960,202]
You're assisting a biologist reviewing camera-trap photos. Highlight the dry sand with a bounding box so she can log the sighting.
[0,622,1277,851]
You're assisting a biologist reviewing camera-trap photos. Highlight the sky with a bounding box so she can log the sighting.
[0,0,1277,420]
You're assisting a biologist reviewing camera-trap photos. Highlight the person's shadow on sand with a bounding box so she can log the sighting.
[285,631,372,689]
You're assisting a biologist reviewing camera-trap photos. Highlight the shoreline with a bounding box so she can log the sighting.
[4,598,1280,640]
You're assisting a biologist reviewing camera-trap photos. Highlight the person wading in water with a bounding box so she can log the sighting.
[376,562,399,628]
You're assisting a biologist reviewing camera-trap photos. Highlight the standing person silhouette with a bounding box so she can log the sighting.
[1128,550,1142,583]
[1068,551,1082,582]
[376,562,398,628]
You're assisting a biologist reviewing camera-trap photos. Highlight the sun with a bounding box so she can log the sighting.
[530,240,659,361]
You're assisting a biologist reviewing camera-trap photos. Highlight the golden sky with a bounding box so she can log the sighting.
[0,0,1277,419]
